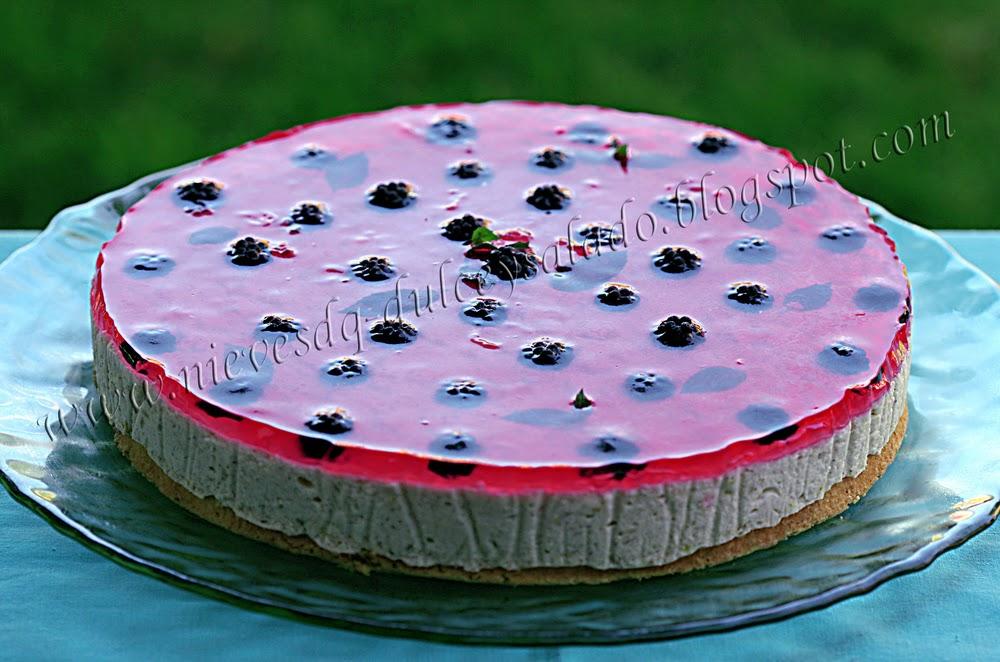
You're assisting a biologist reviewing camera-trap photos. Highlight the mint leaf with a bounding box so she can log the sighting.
[572,389,594,409]
[507,241,530,249]
[470,227,499,245]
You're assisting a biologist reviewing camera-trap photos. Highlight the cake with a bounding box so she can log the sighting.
[91,101,911,584]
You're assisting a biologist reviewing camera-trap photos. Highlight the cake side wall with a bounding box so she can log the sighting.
[93,330,909,572]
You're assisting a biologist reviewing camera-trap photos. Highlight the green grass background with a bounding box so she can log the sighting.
[1,1,996,230]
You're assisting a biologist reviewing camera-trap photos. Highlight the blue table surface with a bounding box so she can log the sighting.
[1,229,997,661]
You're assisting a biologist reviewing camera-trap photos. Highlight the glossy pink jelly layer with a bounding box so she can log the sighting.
[93,101,910,493]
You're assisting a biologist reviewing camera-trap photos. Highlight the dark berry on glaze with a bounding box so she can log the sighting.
[429,115,475,141]
[626,372,675,401]
[818,341,870,375]
[820,224,866,253]
[441,214,488,242]
[653,246,701,274]
[521,337,569,366]
[483,245,538,281]
[430,431,478,455]
[462,297,505,321]
[368,181,415,209]
[584,435,639,459]
[298,435,345,460]
[127,253,175,275]
[578,223,623,248]
[305,407,353,435]
[292,144,331,166]
[228,236,271,266]
[119,341,142,368]
[653,315,705,347]
[196,401,244,421]
[428,460,476,478]
[259,314,302,333]
[533,148,569,169]
[449,160,486,180]
[290,201,330,226]
[727,282,770,305]
[132,329,176,355]
[369,317,418,344]
[175,178,223,204]
[597,282,637,307]
[526,184,570,211]
[727,236,776,264]
[754,424,799,445]
[326,357,368,379]
[695,133,733,154]
[350,255,395,282]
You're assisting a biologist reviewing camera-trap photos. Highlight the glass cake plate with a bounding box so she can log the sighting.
[0,166,997,645]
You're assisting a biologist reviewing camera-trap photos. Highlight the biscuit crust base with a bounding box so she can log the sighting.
[114,406,907,586]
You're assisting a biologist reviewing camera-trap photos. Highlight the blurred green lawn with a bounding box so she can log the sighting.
[1,1,996,230]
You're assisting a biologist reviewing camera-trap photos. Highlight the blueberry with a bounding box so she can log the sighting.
[526,184,570,211]
[228,237,270,266]
[430,431,479,455]
[351,255,395,282]
[483,245,538,281]
[292,144,333,167]
[533,148,570,169]
[682,367,746,393]
[126,253,175,277]
[625,372,675,401]
[737,404,790,432]
[258,314,302,333]
[726,236,776,264]
[368,181,415,209]
[428,115,475,142]
[521,337,570,366]
[305,407,353,435]
[854,284,901,312]
[727,281,771,306]
[580,435,639,459]
[578,223,623,249]
[695,133,734,155]
[326,356,368,380]
[653,315,705,347]
[819,224,866,253]
[449,160,486,180]
[818,341,870,375]
[441,214,488,243]
[653,246,701,274]
[597,282,638,307]
[461,297,506,323]
[290,201,330,226]
[175,178,223,205]
[369,317,418,344]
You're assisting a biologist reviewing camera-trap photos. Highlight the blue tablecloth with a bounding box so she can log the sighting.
[1,230,997,660]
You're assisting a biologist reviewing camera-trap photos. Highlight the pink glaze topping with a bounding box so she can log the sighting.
[93,101,910,493]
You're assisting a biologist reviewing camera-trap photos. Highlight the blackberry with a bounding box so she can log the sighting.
[369,317,418,344]
[695,133,733,154]
[326,357,367,379]
[626,372,675,400]
[351,255,395,282]
[368,181,415,209]
[521,337,569,366]
[228,236,270,266]
[290,201,330,226]
[653,246,701,274]
[444,378,484,399]
[449,160,486,180]
[127,253,175,275]
[430,431,477,454]
[441,214,488,242]
[462,297,505,322]
[578,223,623,248]
[305,407,353,435]
[298,436,345,460]
[526,184,570,211]
[653,315,705,347]
[429,115,475,142]
[428,460,476,478]
[483,245,538,281]
[727,236,775,264]
[533,148,569,169]
[597,282,637,307]
[727,282,770,305]
[175,178,223,205]
[820,224,866,253]
[259,314,302,333]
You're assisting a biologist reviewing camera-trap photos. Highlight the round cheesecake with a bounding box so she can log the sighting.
[91,101,911,584]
